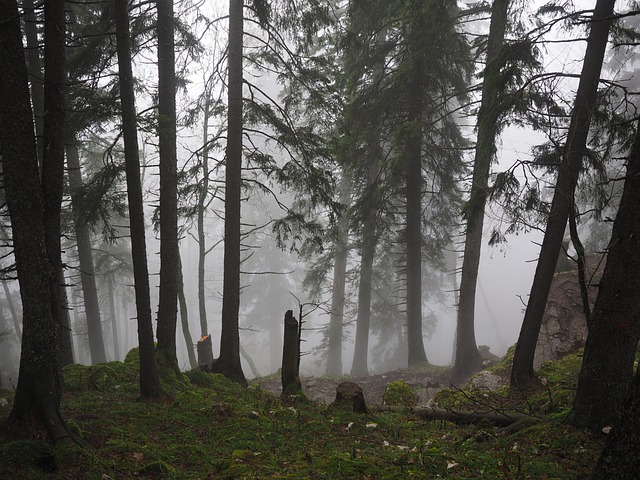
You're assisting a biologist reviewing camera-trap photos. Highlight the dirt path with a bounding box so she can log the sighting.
[253,368,457,407]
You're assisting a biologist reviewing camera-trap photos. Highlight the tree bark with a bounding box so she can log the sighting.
[454,0,510,380]
[106,274,120,361]
[327,177,350,376]
[0,0,73,440]
[211,0,247,387]
[281,310,302,396]
[155,0,180,370]
[21,0,44,166]
[510,0,616,387]
[591,367,640,479]
[571,119,640,431]
[330,382,369,414]
[177,251,197,369]
[114,0,162,397]
[2,279,21,340]
[66,141,107,364]
[405,11,427,366]
[196,90,214,365]
[351,159,379,376]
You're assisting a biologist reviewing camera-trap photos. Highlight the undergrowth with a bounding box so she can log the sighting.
[0,349,604,479]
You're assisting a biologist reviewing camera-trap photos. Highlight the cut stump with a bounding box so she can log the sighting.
[330,382,369,414]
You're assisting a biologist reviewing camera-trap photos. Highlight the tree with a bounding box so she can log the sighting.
[570,116,640,431]
[326,178,350,376]
[0,0,74,440]
[66,141,108,364]
[453,0,510,380]
[591,365,640,479]
[510,0,617,387]
[211,0,248,387]
[155,0,180,370]
[114,0,162,397]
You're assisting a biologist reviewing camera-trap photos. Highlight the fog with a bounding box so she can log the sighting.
[0,0,615,388]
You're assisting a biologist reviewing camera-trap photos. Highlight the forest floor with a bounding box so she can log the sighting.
[0,349,605,479]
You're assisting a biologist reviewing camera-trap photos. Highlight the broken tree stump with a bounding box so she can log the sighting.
[281,310,302,397]
[197,334,214,369]
[330,382,370,414]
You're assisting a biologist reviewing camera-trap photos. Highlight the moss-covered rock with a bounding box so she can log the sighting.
[383,381,417,407]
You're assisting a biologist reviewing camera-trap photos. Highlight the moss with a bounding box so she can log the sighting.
[383,381,417,407]
[124,346,140,364]
[2,351,604,479]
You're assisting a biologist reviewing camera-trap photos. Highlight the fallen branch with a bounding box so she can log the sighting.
[375,405,532,427]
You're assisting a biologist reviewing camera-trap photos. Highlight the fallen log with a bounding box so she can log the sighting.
[375,405,531,427]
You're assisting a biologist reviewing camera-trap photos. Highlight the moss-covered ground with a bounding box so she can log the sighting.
[0,350,604,479]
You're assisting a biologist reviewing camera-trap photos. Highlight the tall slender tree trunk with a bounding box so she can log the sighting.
[114,0,162,397]
[350,26,386,376]
[454,0,510,380]
[405,22,427,366]
[196,90,214,363]
[155,0,180,370]
[211,0,248,387]
[21,0,44,165]
[177,252,197,369]
[351,162,378,376]
[66,141,107,364]
[106,274,120,361]
[327,177,350,376]
[0,0,73,440]
[2,278,21,340]
[198,93,211,338]
[57,271,74,367]
[510,0,616,387]
[571,119,640,431]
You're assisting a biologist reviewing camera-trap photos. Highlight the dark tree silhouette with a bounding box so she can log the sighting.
[0,0,74,440]
[510,0,617,387]
[571,117,640,431]
[114,0,162,397]
[211,0,248,387]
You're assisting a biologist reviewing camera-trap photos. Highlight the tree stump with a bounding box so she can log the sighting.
[330,382,369,414]
[281,310,302,397]
[197,335,214,368]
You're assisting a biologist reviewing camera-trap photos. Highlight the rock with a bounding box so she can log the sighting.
[535,253,605,368]
[468,371,504,391]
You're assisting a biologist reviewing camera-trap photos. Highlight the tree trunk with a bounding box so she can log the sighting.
[351,27,385,376]
[40,0,69,376]
[590,367,640,479]
[155,0,180,370]
[211,0,247,387]
[114,0,162,397]
[57,271,74,367]
[405,17,427,366]
[106,274,120,361]
[196,91,214,365]
[281,310,302,397]
[571,119,640,431]
[454,0,510,380]
[198,94,211,338]
[327,177,350,376]
[510,0,616,387]
[66,141,107,364]
[0,0,73,440]
[177,252,197,369]
[1,279,21,340]
[21,0,44,166]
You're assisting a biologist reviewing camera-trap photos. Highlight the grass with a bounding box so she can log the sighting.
[0,350,604,479]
